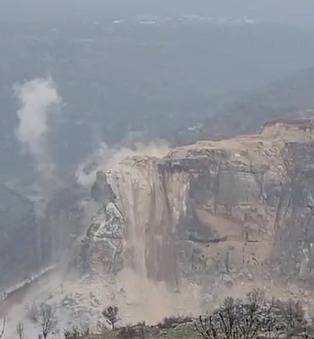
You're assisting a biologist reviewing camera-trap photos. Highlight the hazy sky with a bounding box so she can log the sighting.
[1,0,314,29]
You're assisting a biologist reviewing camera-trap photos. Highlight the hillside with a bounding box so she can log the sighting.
[3,120,314,338]
[174,66,314,144]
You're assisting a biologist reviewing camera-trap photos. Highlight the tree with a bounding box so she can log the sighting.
[276,299,305,329]
[273,299,306,337]
[0,317,5,338]
[195,290,306,339]
[17,322,24,339]
[64,326,90,339]
[31,303,58,339]
[195,297,239,339]
[64,327,81,339]
[234,290,274,339]
[102,305,119,330]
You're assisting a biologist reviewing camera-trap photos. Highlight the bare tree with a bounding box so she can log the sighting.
[31,304,57,339]
[64,327,80,339]
[118,322,146,339]
[0,317,5,338]
[102,305,119,330]
[195,315,219,339]
[195,290,309,339]
[195,297,239,339]
[276,299,305,330]
[17,322,24,339]
[235,290,274,339]
[272,299,306,337]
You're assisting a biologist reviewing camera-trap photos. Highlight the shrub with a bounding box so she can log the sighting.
[158,316,193,329]
[195,290,308,339]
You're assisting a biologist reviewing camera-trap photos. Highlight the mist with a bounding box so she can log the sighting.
[15,78,60,169]
[1,0,314,29]
[14,78,62,202]
[2,1,314,338]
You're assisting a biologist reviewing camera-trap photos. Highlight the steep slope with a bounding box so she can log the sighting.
[4,120,314,333]
[82,120,314,289]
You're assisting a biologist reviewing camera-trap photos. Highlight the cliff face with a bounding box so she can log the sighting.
[4,121,314,330]
[80,121,314,290]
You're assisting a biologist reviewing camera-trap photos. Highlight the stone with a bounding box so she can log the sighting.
[79,120,314,294]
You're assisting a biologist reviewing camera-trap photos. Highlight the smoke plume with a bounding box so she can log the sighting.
[14,77,62,196]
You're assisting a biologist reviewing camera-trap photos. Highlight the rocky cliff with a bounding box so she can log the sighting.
[4,120,314,331]
[81,120,314,291]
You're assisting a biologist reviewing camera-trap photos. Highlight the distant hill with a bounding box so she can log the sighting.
[174,66,314,144]
[2,21,314,179]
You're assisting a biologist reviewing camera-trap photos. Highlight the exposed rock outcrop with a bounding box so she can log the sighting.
[4,120,314,330]
[81,120,314,289]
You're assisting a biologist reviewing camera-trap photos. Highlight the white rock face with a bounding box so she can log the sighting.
[83,155,190,283]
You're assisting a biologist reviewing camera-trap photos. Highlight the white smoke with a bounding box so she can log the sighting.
[15,77,61,175]
[14,77,62,206]
[75,140,170,188]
